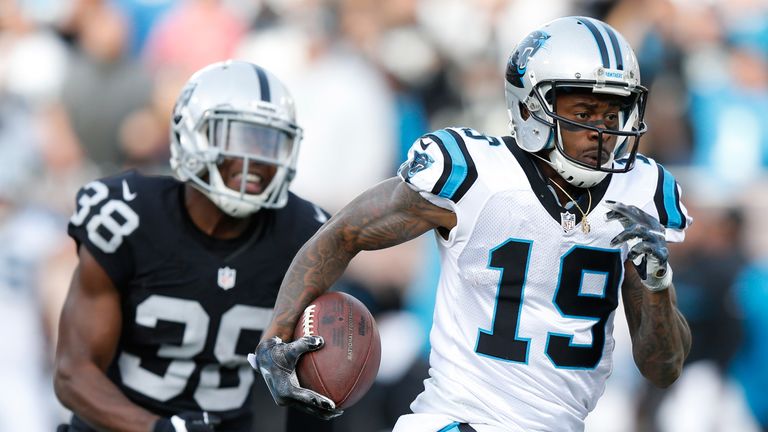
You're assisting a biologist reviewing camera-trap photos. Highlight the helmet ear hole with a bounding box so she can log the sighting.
[544,89,554,105]
[518,102,530,120]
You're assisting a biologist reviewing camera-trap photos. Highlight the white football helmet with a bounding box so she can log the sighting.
[170,60,302,217]
[505,16,648,188]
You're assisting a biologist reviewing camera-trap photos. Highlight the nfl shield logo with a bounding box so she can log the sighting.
[217,267,237,290]
[560,212,576,232]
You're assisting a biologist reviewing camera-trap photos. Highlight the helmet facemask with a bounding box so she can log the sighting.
[169,61,303,218]
[531,81,648,173]
[504,16,650,188]
[523,81,648,187]
[173,104,301,217]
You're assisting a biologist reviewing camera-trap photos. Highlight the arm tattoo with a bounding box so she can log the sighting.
[267,178,451,340]
[622,262,691,387]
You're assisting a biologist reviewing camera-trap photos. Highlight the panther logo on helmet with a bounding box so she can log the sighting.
[506,31,550,88]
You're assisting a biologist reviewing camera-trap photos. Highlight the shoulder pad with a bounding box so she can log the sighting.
[620,155,692,233]
[650,161,690,230]
[68,171,144,254]
[397,128,478,203]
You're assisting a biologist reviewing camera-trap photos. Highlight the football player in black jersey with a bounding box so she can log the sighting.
[54,61,334,432]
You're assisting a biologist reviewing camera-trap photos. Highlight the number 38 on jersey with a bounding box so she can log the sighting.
[70,180,140,253]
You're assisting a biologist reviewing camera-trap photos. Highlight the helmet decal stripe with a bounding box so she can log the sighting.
[653,164,686,229]
[578,17,610,69]
[601,23,624,70]
[251,64,271,102]
[429,129,477,203]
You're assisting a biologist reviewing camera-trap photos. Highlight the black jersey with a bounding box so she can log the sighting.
[67,170,328,430]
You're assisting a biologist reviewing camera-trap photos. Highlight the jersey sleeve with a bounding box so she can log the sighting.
[67,172,140,286]
[397,128,478,209]
[642,159,693,243]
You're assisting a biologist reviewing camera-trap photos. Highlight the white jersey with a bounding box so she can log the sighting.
[396,127,691,431]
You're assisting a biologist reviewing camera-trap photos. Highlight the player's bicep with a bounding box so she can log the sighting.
[57,247,122,371]
[327,177,455,252]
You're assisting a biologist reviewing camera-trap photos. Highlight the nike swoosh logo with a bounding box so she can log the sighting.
[419,139,431,150]
[313,205,328,224]
[122,179,137,202]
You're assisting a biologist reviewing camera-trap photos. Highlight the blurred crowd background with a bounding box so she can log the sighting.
[1,0,767,431]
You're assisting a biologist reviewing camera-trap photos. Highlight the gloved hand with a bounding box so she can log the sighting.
[605,200,673,292]
[152,411,220,432]
[247,336,343,420]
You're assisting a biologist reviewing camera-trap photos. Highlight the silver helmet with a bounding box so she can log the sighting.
[170,60,302,217]
[505,16,648,188]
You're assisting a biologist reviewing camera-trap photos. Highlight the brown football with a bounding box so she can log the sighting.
[293,291,381,409]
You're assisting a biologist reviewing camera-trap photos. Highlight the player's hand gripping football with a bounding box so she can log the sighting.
[248,336,343,420]
[152,411,220,432]
[605,201,672,292]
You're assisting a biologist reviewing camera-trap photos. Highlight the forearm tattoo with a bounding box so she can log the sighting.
[623,264,691,385]
[269,179,446,340]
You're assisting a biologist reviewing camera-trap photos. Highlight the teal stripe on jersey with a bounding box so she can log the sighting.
[437,422,460,432]
[433,129,467,200]
[661,166,683,228]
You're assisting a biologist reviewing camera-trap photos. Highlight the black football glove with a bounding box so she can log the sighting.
[247,336,343,420]
[152,411,220,432]
[605,200,673,292]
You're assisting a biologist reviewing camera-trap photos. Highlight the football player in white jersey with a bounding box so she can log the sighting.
[250,16,692,431]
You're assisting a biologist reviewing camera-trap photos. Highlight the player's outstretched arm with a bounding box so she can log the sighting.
[252,177,455,417]
[606,201,691,388]
[266,177,454,342]
[55,248,217,432]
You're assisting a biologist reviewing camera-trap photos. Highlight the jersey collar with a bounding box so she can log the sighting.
[503,136,612,227]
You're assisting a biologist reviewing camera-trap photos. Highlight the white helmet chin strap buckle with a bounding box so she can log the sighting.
[182,152,204,175]
[203,147,221,164]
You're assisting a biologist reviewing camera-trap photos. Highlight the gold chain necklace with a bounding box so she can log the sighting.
[549,179,592,234]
